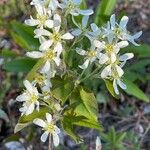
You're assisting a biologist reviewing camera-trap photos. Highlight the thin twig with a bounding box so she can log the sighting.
[48,134,52,150]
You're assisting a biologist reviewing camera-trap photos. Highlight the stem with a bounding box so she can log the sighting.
[79,65,101,83]
[48,134,52,150]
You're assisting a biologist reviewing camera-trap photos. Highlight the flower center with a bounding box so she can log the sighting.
[51,32,61,42]
[114,28,121,36]
[37,14,48,27]
[45,123,55,132]
[44,50,55,60]
[29,94,38,103]
[105,44,114,53]
[87,51,96,58]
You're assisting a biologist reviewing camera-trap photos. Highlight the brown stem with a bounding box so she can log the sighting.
[48,134,52,150]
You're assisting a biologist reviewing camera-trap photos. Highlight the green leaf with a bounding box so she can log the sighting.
[51,76,74,103]
[26,58,46,81]
[10,21,39,51]
[95,0,118,26]
[3,58,37,73]
[1,49,19,58]
[19,107,49,123]
[14,122,31,133]
[124,45,150,58]
[61,116,82,143]
[71,87,98,121]
[123,78,149,102]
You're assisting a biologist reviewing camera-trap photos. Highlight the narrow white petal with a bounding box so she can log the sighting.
[45,20,54,28]
[71,29,82,36]
[82,15,89,28]
[79,59,90,69]
[25,103,35,115]
[116,41,129,49]
[61,33,74,40]
[101,65,112,79]
[23,80,33,92]
[110,52,117,63]
[40,61,50,73]
[78,9,94,16]
[116,65,124,77]
[53,57,61,66]
[113,79,119,95]
[25,19,39,26]
[98,53,108,64]
[76,48,86,56]
[54,14,61,32]
[33,119,46,127]
[54,42,63,55]
[110,14,116,29]
[41,131,49,142]
[53,133,60,147]
[26,51,44,58]
[39,40,53,51]
[119,53,134,61]
[46,113,52,123]
[54,126,60,134]
[117,79,127,90]
[34,29,51,38]
[16,93,28,102]
[120,16,129,30]
[94,40,105,49]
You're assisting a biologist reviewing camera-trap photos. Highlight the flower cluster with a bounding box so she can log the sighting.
[74,14,142,95]
[16,0,142,147]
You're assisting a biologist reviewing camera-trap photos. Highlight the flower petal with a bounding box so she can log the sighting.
[26,51,44,58]
[23,80,33,92]
[101,65,112,79]
[79,59,89,69]
[113,79,119,95]
[33,118,46,128]
[39,40,53,51]
[41,131,49,142]
[45,20,54,28]
[40,61,50,73]
[76,48,86,55]
[46,113,52,123]
[61,33,74,40]
[53,133,59,147]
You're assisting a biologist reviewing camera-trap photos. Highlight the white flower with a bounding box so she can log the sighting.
[31,0,59,11]
[59,0,93,16]
[33,113,60,146]
[26,47,61,73]
[34,14,74,55]
[16,80,39,116]
[25,4,55,29]
[101,52,133,80]
[76,44,108,69]
[94,40,129,63]
[104,14,142,46]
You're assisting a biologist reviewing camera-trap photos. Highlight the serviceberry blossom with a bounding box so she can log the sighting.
[31,0,59,11]
[34,14,74,55]
[16,80,39,116]
[94,40,129,63]
[59,0,93,16]
[104,14,142,46]
[25,4,55,29]
[33,113,60,146]
[76,43,109,69]
[27,48,61,73]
